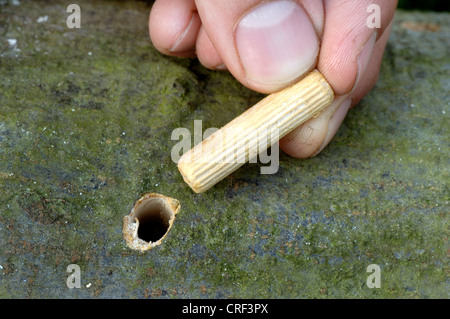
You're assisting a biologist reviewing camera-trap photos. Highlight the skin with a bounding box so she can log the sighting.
[149,0,398,158]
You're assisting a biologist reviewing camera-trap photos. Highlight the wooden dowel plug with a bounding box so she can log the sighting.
[178,70,334,193]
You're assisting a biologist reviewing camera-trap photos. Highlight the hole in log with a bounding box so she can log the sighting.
[134,198,171,243]
[123,193,180,251]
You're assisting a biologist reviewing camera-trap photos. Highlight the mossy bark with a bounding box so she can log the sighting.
[0,1,448,298]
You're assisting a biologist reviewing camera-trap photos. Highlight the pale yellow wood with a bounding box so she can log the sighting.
[178,70,334,193]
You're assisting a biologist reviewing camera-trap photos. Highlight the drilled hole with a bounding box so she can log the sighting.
[137,216,168,242]
[134,198,171,243]
[123,193,180,251]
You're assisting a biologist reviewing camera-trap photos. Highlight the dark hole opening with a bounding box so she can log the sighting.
[137,214,169,243]
[134,198,171,243]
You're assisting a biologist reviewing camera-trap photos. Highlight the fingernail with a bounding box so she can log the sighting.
[315,97,352,155]
[235,0,319,88]
[215,63,227,70]
[352,31,377,92]
[169,13,200,53]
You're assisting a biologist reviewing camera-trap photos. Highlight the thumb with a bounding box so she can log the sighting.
[195,0,320,93]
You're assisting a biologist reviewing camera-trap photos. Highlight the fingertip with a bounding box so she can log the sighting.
[351,20,393,105]
[149,0,200,57]
[279,95,351,158]
[196,26,226,70]
[279,116,329,159]
[318,0,397,95]
[314,97,351,155]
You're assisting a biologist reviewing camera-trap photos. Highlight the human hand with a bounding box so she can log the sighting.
[149,0,397,158]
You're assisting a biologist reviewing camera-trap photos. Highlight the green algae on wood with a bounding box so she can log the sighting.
[0,1,448,298]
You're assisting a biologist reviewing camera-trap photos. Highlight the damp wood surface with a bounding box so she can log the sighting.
[0,0,449,298]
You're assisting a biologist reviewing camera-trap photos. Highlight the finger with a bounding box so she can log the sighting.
[279,95,351,158]
[299,0,325,38]
[194,0,323,93]
[280,18,394,158]
[318,0,397,95]
[350,19,393,107]
[149,0,201,57]
[196,25,227,70]
[312,22,394,156]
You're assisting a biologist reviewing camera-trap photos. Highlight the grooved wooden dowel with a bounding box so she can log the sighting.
[178,70,334,193]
